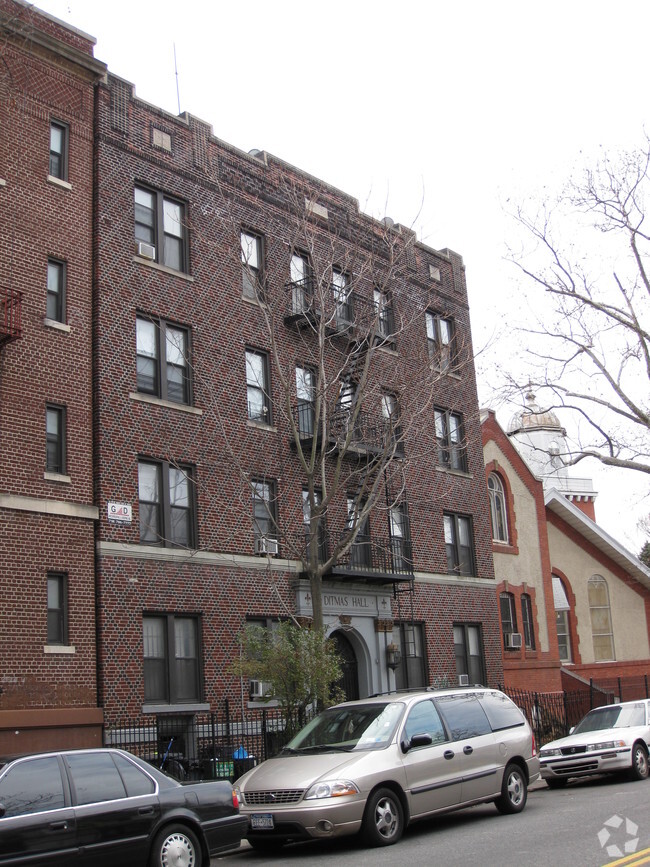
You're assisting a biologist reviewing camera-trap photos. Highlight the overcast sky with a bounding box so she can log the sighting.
[33,0,650,553]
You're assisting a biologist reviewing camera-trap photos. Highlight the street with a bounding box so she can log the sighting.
[214,776,650,867]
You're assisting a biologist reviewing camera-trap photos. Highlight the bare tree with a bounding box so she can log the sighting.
[497,138,650,476]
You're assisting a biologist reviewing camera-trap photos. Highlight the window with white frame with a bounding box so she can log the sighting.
[332,268,352,325]
[47,259,66,323]
[588,575,615,661]
[246,349,271,424]
[136,315,190,404]
[552,574,572,662]
[241,230,264,300]
[46,404,66,474]
[296,366,315,436]
[47,572,68,645]
[487,472,509,542]
[289,251,312,314]
[49,120,68,180]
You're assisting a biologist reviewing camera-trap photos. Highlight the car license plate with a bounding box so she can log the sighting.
[251,813,274,830]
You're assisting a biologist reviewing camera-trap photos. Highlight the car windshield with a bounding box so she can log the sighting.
[284,702,405,753]
[573,703,646,734]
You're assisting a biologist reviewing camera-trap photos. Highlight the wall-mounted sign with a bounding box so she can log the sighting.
[107,502,132,523]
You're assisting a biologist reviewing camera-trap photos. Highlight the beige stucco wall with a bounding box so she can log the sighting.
[483,441,551,652]
[547,523,650,663]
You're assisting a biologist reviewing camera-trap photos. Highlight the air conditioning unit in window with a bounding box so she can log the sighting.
[505,632,523,649]
[458,674,469,686]
[249,679,272,700]
[136,241,156,260]
[255,536,278,556]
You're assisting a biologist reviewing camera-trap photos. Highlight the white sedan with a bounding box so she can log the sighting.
[539,699,650,788]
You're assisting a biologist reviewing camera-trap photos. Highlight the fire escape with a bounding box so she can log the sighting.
[0,287,22,346]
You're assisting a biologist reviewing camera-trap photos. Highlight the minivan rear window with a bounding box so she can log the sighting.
[478,692,526,731]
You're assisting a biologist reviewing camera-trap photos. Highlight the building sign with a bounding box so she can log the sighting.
[296,587,392,617]
[107,502,132,523]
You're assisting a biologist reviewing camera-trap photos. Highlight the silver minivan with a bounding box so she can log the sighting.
[235,687,540,850]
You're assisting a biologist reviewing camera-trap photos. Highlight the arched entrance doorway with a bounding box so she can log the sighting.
[331,630,359,701]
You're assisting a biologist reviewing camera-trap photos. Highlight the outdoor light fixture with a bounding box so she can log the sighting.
[386,643,401,670]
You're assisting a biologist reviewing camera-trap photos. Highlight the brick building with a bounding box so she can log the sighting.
[0,0,105,752]
[1,0,504,752]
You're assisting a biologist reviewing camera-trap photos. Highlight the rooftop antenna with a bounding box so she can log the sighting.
[173,43,181,115]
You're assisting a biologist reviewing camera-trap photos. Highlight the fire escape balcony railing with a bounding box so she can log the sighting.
[291,404,393,457]
[0,287,23,345]
[284,277,320,327]
[332,534,414,582]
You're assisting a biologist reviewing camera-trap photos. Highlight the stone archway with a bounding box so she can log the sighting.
[330,630,360,701]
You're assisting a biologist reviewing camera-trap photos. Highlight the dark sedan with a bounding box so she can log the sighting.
[0,747,248,865]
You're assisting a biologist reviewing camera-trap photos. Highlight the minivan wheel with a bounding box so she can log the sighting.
[628,742,649,781]
[150,823,202,867]
[361,787,404,847]
[495,763,527,814]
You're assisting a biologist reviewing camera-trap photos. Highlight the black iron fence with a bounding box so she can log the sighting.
[104,700,313,783]
[503,674,650,747]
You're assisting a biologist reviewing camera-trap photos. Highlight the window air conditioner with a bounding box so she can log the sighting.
[137,241,156,260]
[255,535,278,556]
[249,679,272,700]
[458,674,469,686]
[505,632,523,649]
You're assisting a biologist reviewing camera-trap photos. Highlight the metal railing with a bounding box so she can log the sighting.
[0,287,22,344]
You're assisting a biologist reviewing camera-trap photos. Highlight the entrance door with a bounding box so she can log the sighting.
[331,631,359,701]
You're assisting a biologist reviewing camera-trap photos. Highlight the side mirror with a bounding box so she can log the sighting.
[401,732,433,753]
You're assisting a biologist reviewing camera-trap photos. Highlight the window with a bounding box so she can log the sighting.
[347,496,371,568]
[453,623,486,686]
[393,622,427,690]
[143,614,201,704]
[296,366,315,436]
[436,694,491,739]
[46,404,65,474]
[389,503,411,572]
[588,575,615,661]
[252,479,277,545]
[332,268,352,325]
[435,409,466,471]
[382,392,402,452]
[49,121,68,180]
[426,311,456,372]
[443,513,475,576]
[46,259,65,322]
[289,251,312,313]
[136,316,190,404]
[302,488,326,561]
[138,459,195,548]
[499,592,517,647]
[66,752,127,805]
[373,288,394,339]
[246,349,271,423]
[241,230,264,300]
[47,573,67,644]
[487,472,509,542]
[0,756,65,816]
[134,185,187,272]
[404,699,446,744]
[521,593,535,650]
[552,574,572,663]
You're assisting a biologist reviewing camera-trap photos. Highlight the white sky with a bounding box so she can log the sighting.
[34,0,650,553]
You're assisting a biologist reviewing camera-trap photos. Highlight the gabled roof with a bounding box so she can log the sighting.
[545,488,650,590]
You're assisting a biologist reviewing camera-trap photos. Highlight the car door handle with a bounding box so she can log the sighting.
[49,821,68,831]
[138,806,155,815]
[463,745,474,755]
[444,750,455,760]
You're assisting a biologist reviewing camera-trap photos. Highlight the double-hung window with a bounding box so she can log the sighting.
[241,230,264,300]
[347,496,371,568]
[289,252,312,314]
[47,572,67,645]
[382,392,402,453]
[487,472,509,542]
[246,349,271,423]
[426,311,456,372]
[521,593,535,650]
[588,575,615,661]
[136,315,190,404]
[302,488,326,561]
[453,623,486,686]
[499,592,517,647]
[49,121,68,180]
[252,479,278,549]
[46,405,66,474]
[134,186,187,272]
[393,622,427,690]
[296,366,315,436]
[389,503,411,572]
[46,259,66,323]
[443,513,475,576]
[332,269,352,325]
[143,614,201,704]
[374,288,394,339]
[435,409,466,471]
[138,459,195,548]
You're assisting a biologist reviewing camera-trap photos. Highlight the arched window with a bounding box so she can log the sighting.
[588,576,615,661]
[487,473,509,543]
[552,574,572,662]
[521,593,535,650]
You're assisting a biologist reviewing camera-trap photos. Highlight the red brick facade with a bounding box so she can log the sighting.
[0,0,105,752]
